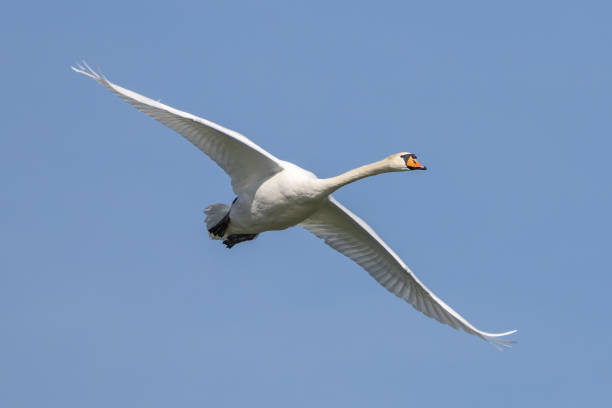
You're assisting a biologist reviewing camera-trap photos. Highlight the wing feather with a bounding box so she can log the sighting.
[300,197,517,347]
[72,62,283,193]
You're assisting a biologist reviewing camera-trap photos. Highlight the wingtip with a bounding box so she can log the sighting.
[482,329,518,350]
[71,60,103,81]
[489,329,518,337]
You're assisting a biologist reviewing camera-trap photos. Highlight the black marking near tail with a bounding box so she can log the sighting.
[208,197,238,238]
[208,212,230,237]
[223,234,258,248]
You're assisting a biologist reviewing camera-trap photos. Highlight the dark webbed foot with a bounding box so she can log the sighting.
[208,197,238,238]
[208,212,230,237]
[223,234,258,248]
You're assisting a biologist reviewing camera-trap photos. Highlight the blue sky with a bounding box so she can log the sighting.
[2,1,611,406]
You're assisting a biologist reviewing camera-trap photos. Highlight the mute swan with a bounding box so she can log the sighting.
[72,62,516,348]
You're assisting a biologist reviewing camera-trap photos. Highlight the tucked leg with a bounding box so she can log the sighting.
[207,197,238,238]
[208,211,230,237]
[223,234,258,248]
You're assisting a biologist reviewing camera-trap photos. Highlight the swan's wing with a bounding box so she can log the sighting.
[72,63,283,193]
[300,197,517,348]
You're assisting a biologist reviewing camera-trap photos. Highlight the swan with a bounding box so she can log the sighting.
[72,62,516,348]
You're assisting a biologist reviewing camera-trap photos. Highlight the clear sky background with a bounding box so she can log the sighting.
[2,1,611,406]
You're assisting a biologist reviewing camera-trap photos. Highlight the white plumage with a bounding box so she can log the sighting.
[73,62,516,348]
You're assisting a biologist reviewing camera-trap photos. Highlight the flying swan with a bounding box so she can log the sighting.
[72,62,516,347]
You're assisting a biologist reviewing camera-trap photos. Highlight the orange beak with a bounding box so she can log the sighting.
[406,155,427,170]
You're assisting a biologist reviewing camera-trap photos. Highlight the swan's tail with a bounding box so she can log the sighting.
[204,203,231,239]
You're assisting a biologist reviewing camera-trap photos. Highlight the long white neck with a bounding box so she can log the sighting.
[319,159,396,194]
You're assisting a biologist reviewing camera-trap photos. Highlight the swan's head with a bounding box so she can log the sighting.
[387,152,427,171]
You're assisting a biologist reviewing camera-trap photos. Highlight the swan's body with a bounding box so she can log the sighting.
[72,63,516,348]
[229,161,323,233]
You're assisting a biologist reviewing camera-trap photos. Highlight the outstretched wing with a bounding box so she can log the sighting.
[72,62,284,193]
[300,197,517,348]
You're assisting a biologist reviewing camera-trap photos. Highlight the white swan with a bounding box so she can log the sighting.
[72,63,516,347]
